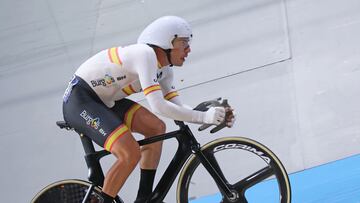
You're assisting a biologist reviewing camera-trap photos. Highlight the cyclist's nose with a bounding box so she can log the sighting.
[185,46,191,54]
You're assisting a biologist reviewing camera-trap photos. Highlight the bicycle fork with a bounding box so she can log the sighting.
[191,144,238,200]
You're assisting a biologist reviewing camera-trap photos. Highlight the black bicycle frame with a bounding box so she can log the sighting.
[79,121,234,203]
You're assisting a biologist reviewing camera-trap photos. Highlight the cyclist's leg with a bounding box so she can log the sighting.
[131,106,165,169]
[124,105,166,202]
[63,78,141,201]
[111,99,165,169]
[131,107,166,169]
[102,130,141,197]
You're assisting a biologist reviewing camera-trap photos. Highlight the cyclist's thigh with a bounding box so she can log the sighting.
[130,106,165,137]
[111,98,142,130]
[111,98,164,137]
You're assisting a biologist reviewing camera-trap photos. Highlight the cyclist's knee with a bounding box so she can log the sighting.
[141,118,166,137]
[117,147,141,167]
[152,119,166,135]
[111,141,141,167]
[125,150,141,167]
[153,120,165,147]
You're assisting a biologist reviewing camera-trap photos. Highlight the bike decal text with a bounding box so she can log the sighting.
[213,143,271,164]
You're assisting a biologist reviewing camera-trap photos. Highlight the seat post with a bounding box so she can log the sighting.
[79,134,106,187]
[79,133,96,154]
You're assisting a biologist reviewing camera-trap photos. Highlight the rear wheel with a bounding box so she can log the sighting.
[177,137,291,203]
[31,179,120,203]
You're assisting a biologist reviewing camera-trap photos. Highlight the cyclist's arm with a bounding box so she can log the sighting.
[133,45,206,123]
[159,67,191,108]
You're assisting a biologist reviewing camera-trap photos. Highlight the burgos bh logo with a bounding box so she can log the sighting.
[80,110,100,129]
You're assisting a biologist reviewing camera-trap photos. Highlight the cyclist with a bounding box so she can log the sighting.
[62,16,235,203]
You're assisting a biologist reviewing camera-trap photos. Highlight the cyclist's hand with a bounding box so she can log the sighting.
[225,107,236,128]
[204,107,225,125]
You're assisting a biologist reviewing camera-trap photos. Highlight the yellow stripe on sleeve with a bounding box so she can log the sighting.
[104,124,129,151]
[164,91,179,100]
[143,85,161,96]
[108,47,122,65]
[122,84,136,96]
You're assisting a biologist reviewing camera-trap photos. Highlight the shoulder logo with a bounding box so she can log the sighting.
[153,71,163,82]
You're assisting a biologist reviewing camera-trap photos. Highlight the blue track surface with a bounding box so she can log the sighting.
[190,154,360,203]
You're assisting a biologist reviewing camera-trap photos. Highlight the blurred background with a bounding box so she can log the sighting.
[0,0,359,202]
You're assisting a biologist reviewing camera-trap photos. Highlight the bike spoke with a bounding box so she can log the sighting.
[205,151,228,185]
[234,166,274,190]
[202,150,237,199]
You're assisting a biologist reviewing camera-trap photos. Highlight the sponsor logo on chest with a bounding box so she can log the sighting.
[91,74,126,87]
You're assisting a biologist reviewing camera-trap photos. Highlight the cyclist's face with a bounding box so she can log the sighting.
[171,37,191,66]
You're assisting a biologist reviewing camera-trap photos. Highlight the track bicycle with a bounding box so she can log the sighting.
[31,98,291,203]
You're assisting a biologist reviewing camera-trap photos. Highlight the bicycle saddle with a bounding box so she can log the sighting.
[56,121,73,130]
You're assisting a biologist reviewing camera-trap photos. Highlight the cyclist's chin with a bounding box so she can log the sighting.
[174,63,184,67]
[173,60,185,67]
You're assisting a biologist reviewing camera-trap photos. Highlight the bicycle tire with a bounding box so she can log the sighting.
[176,137,291,203]
[31,179,120,203]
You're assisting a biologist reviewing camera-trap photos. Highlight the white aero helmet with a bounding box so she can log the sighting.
[137,16,192,50]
